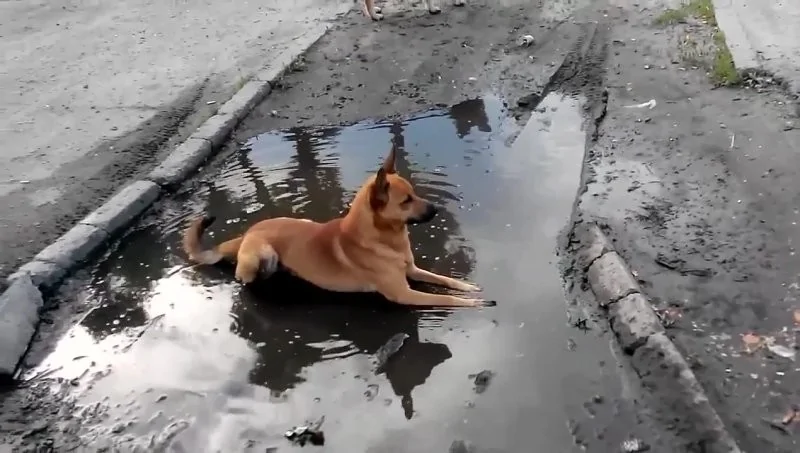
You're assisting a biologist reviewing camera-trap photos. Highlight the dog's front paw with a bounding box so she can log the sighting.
[453,0,465,6]
[453,280,481,293]
[428,6,442,14]
[235,274,256,285]
[467,298,496,308]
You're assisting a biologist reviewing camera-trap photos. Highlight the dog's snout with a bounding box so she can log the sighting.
[426,204,439,218]
[408,202,439,225]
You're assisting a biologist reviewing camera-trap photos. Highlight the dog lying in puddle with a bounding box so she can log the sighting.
[183,147,493,308]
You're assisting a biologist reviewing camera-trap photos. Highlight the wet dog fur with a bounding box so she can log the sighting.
[361,0,466,21]
[183,147,493,308]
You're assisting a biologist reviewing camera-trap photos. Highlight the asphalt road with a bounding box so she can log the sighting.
[0,1,683,452]
[0,0,351,287]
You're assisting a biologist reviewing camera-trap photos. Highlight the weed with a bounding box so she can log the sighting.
[653,8,688,26]
[655,0,740,86]
[711,31,740,85]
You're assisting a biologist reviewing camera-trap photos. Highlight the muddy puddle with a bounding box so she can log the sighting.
[19,94,650,452]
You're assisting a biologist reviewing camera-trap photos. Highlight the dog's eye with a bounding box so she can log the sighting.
[402,195,413,205]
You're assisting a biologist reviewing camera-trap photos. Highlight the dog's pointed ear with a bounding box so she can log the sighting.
[370,167,391,208]
[382,145,397,174]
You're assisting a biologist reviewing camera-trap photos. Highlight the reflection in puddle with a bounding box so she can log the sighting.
[27,94,604,452]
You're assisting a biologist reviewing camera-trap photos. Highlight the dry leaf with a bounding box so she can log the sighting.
[767,343,796,360]
[780,408,797,425]
[742,332,762,353]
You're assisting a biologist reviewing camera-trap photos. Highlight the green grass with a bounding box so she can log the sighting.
[233,75,249,92]
[653,8,689,26]
[711,30,740,85]
[655,0,740,86]
[654,0,716,25]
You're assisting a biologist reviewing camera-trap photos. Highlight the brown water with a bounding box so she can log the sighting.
[21,94,651,452]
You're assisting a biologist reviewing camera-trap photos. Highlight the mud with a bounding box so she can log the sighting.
[573,2,800,452]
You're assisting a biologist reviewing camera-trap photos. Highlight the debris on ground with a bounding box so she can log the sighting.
[740,333,796,360]
[741,332,763,354]
[567,337,577,351]
[653,254,712,277]
[793,308,800,326]
[623,99,656,109]
[570,317,590,331]
[653,306,682,328]
[449,439,476,453]
[469,369,494,394]
[781,405,799,425]
[762,405,799,435]
[285,416,326,447]
[374,333,409,374]
[364,383,379,401]
[765,341,796,360]
[620,437,650,452]
[516,92,542,108]
[517,34,535,47]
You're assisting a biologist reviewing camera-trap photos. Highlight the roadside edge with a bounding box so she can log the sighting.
[710,0,800,97]
[571,221,743,453]
[0,17,347,380]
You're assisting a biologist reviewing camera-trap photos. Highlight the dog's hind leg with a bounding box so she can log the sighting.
[453,0,465,6]
[234,237,279,284]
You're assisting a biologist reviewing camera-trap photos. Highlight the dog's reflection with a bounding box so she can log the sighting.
[230,271,452,420]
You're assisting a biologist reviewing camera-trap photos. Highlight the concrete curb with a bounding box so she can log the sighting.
[572,221,743,453]
[0,20,343,379]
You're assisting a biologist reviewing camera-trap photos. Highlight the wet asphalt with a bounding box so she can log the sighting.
[13,94,652,452]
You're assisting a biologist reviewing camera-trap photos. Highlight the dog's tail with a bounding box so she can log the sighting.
[182,215,242,265]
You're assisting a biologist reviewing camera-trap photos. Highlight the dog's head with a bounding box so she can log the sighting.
[368,147,438,226]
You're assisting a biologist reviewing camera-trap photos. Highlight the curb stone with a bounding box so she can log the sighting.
[80,180,160,234]
[147,138,213,188]
[10,261,66,292]
[253,24,332,84]
[587,251,640,307]
[31,223,108,270]
[573,221,742,453]
[1,16,346,379]
[0,274,43,378]
[189,112,241,149]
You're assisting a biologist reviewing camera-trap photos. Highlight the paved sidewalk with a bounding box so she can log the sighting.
[0,0,350,284]
[713,0,800,92]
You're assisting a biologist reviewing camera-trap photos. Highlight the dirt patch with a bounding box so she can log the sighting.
[576,1,800,452]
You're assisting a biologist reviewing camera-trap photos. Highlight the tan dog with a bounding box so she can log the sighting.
[183,147,493,308]
[362,0,466,21]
